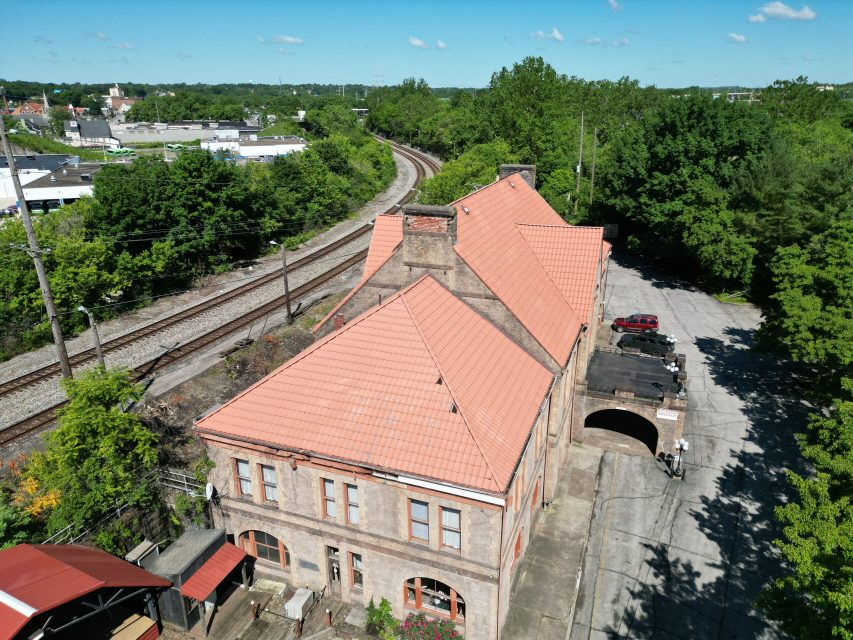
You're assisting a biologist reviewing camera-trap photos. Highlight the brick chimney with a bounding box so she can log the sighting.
[499,164,536,190]
[402,204,457,270]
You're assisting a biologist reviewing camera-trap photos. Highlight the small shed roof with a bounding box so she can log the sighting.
[180,543,246,601]
[145,529,225,579]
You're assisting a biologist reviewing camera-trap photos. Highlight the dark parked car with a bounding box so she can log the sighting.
[612,313,659,333]
[618,332,674,357]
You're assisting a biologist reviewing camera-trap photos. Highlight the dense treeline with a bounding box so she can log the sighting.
[0,104,394,361]
[367,58,852,637]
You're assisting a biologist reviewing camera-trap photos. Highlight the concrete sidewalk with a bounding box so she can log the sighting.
[502,444,603,640]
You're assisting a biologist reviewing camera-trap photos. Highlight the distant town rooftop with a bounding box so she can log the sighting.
[26,164,102,188]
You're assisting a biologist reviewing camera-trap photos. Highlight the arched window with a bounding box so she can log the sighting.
[239,530,290,569]
[404,577,465,622]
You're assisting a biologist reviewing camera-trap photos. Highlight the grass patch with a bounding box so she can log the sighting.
[297,292,348,329]
[10,133,103,161]
[259,120,303,137]
[714,291,751,305]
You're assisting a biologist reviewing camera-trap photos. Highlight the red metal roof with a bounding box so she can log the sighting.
[180,543,246,601]
[362,214,404,283]
[197,275,553,493]
[0,544,170,638]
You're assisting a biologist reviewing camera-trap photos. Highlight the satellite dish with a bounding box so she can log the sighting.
[205,483,215,501]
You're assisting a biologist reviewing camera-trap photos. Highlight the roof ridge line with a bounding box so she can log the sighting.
[399,285,502,492]
[515,223,587,333]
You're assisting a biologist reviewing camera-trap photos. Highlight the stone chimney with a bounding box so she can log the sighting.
[402,204,457,270]
[499,164,536,190]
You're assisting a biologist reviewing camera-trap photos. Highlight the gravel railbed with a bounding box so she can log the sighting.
[0,146,432,431]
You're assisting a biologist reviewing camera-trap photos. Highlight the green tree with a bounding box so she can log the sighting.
[758,216,853,397]
[23,368,158,535]
[418,141,518,205]
[759,390,853,639]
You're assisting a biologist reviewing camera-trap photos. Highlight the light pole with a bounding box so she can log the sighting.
[269,240,293,324]
[673,438,689,479]
[78,305,105,368]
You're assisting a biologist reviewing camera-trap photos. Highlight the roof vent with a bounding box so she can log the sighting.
[436,377,443,385]
[509,181,516,188]
[50,175,57,182]
[450,403,457,414]
[462,206,470,215]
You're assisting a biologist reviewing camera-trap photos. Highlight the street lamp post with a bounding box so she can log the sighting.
[269,240,293,324]
[78,305,105,368]
[673,438,689,479]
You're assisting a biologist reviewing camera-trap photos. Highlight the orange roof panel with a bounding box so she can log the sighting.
[197,276,552,493]
[517,225,604,321]
[180,543,246,601]
[453,177,583,365]
[362,214,403,283]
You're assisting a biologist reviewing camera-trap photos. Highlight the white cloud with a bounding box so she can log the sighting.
[728,32,747,43]
[580,37,603,45]
[531,27,564,42]
[608,0,623,11]
[755,2,817,20]
[436,40,447,49]
[409,36,428,48]
[84,31,109,41]
[273,35,304,45]
[747,13,767,22]
[612,37,630,46]
[277,47,294,55]
[177,52,193,59]
[113,42,132,50]
[256,35,265,44]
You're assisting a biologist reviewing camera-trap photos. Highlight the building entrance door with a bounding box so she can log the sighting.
[326,546,341,594]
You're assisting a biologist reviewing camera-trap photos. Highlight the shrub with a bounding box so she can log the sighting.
[397,612,463,640]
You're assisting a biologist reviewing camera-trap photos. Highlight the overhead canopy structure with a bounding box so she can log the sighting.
[0,544,170,639]
[180,543,247,601]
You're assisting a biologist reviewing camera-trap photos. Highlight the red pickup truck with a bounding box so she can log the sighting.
[611,314,659,334]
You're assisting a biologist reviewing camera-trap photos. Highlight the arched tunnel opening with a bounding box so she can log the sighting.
[583,409,659,455]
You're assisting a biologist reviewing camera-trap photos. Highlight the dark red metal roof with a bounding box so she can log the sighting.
[180,543,246,601]
[0,544,171,638]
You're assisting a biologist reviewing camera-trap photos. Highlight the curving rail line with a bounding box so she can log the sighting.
[0,141,440,447]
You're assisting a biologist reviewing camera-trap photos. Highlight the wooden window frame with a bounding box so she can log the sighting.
[440,506,461,551]
[408,499,430,542]
[259,463,277,503]
[345,483,359,525]
[321,478,336,519]
[240,530,290,570]
[531,479,540,514]
[234,458,252,497]
[349,552,363,590]
[403,577,465,622]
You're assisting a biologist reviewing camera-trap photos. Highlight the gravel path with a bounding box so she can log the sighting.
[0,145,435,431]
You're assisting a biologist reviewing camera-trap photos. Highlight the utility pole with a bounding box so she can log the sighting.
[573,111,585,218]
[0,116,73,379]
[78,305,105,368]
[589,127,598,206]
[269,240,293,324]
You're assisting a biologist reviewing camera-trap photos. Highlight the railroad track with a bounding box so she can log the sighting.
[0,142,440,447]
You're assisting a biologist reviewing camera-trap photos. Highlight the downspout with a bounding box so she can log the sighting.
[497,501,505,640]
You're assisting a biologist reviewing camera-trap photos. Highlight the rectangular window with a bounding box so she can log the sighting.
[346,484,359,524]
[235,459,252,496]
[409,499,429,541]
[322,478,336,518]
[349,552,363,589]
[261,464,277,502]
[441,507,461,550]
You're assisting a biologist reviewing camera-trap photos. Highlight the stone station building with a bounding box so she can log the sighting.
[194,167,685,639]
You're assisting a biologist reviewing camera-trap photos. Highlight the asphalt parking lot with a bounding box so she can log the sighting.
[570,252,805,639]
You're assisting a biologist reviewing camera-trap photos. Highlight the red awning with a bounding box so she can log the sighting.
[180,543,246,601]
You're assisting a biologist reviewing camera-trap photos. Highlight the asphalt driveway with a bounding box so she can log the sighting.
[570,252,805,639]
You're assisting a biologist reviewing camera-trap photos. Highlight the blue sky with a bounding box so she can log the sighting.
[3,1,850,88]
